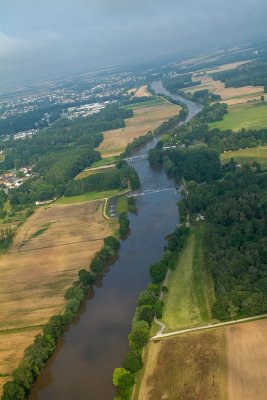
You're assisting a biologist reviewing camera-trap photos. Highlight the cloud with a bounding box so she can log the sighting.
[1,0,267,87]
[0,32,27,58]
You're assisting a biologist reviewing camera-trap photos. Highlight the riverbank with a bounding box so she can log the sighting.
[26,81,198,400]
[0,199,115,397]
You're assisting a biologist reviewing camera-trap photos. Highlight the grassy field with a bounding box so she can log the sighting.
[75,165,115,180]
[136,329,227,400]
[100,147,126,158]
[0,200,113,394]
[221,145,267,170]
[122,97,165,110]
[56,189,120,204]
[161,227,215,331]
[98,99,180,156]
[116,196,128,214]
[90,156,119,168]
[209,101,267,131]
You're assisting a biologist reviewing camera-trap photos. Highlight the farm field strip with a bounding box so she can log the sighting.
[56,189,121,204]
[152,313,267,340]
[186,74,264,104]
[226,319,267,400]
[160,227,214,332]
[137,329,227,400]
[98,99,181,155]
[137,318,267,400]
[0,199,113,394]
[75,164,116,180]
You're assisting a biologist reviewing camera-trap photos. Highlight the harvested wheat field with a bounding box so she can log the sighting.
[137,329,227,400]
[226,319,267,400]
[0,328,41,395]
[0,200,112,393]
[98,100,180,156]
[204,60,251,74]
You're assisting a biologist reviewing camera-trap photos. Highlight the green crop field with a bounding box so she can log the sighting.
[209,101,267,131]
[161,226,215,331]
[75,166,115,180]
[221,145,267,170]
[90,157,118,168]
[122,97,165,109]
[116,196,128,214]
[56,189,121,205]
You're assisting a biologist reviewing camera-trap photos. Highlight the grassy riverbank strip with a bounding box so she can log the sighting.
[161,226,215,332]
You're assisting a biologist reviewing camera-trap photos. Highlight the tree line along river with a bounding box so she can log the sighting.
[29,81,201,400]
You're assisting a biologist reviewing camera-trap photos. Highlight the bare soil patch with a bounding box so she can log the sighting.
[226,319,267,400]
[134,85,151,97]
[98,101,180,154]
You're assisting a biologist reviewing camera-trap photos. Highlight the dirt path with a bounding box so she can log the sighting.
[151,313,267,340]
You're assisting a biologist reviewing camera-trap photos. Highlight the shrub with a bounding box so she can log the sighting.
[42,315,65,340]
[128,321,150,350]
[154,300,164,319]
[149,262,168,284]
[113,368,134,400]
[78,269,95,287]
[2,381,26,400]
[119,212,130,238]
[64,284,84,302]
[137,304,154,325]
[123,350,143,373]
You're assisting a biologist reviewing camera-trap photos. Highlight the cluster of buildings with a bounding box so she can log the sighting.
[0,69,147,141]
[0,167,35,192]
[66,101,110,120]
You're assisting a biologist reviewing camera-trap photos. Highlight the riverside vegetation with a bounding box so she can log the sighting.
[0,92,185,398]
[113,85,267,399]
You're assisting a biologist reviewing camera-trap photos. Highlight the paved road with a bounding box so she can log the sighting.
[151,313,267,341]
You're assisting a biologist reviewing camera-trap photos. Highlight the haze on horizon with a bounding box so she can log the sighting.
[1,0,267,88]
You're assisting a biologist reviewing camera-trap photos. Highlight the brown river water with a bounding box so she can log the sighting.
[29,81,201,400]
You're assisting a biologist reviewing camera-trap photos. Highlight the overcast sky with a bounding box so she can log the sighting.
[1,0,267,88]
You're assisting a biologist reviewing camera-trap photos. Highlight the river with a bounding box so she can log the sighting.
[29,81,201,400]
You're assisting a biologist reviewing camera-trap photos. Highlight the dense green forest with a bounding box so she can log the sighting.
[183,167,267,319]
[163,73,200,92]
[149,146,222,183]
[212,60,267,89]
[179,88,222,104]
[149,91,267,321]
